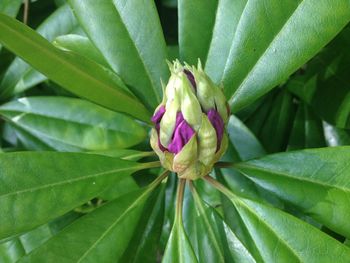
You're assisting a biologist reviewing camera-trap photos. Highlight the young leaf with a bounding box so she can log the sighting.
[0,14,151,122]
[0,4,79,99]
[68,0,169,110]
[0,97,147,151]
[178,0,218,65]
[0,152,158,239]
[323,121,350,146]
[220,0,350,112]
[234,147,350,239]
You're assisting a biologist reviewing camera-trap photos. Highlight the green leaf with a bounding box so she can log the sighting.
[288,26,350,129]
[220,0,350,112]
[205,0,247,81]
[18,188,157,263]
[0,152,156,239]
[0,0,23,17]
[234,147,350,239]
[0,0,22,53]
[323,121,350,146]
[0,14,151,122]
[186,183,255,263]
[0,238,25,263]
[229,195,350,262]
[178,0,218,65]
[163,181,198,263]
[227,115,266,161]
[257,90,296,153]
[0,4,79,99]
[120,185,165,263]
[287,103,326,150]
[53,34,110,68]
[162,218,198,263]
[0,97,147,151]
[68,0,169,110]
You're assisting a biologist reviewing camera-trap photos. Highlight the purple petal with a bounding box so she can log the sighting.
[151,105,166,126]
[168,112,195,154]
[151,106,167,151]
[184,69,197,90]
[207,109,224,151]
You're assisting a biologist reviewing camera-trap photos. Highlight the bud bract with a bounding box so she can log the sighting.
[150,60,229,180]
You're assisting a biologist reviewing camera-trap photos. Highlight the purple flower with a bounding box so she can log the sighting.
[184,69,197,90]
[168,112,195,154]
[151,106,167,151]
[207,109,224,151]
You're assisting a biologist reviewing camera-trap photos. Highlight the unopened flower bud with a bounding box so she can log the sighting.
[150,60,229,180]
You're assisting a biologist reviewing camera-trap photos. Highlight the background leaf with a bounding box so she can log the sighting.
[0,152,155,239]
[0,14,150,122]
[0,4,79,99]
[68,0,169,110]
[217,0,350,112]
[178,0,218,65]
[0,97,147,151]
[288,26,350,129]
[18,188,156,263]
[234,147,350,239]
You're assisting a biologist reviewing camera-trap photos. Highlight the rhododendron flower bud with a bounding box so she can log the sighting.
[150,60,229,180]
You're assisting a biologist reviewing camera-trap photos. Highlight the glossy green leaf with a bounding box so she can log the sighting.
[205,0,247,81]
[162,217,198,263]
[0,152,157,239]
[163,181,198,263]
[0,97,147,151]
[219,0,350,112]
[53,34,110,68]
[227,115,266,160]
[323,121,350,146]
[228,194,350,262]
[186,184,255,263]
[19,188,156,263]
[0,0,22,17]
[178,0,218,65]
[0,14,151,122]
[0,4,79,99]
[120,185,165,263]
[68,0,169,110]
[0,0,22,53]
[0,238,25,263]
[234,147,350,239]
[288,27,350,129]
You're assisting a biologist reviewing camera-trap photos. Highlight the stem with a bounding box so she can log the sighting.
[147,169,170,190]
[23,0,29,25]
[214,161,235,168]
[203,175,235,199]
[175,179,186,220]
[138,161,161,170]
